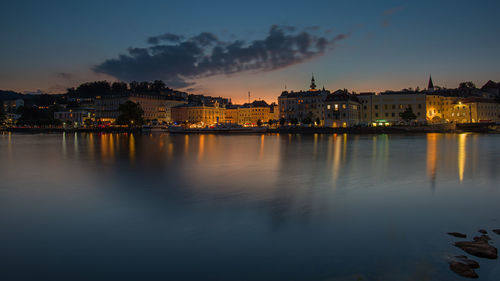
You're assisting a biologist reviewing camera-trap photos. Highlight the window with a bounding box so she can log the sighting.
[375,113,379,117]
[391,113,395,117]
[334,104,339,110]
[385,113,388,117]
[342,104,346,109]
[327,105,331,110]
[375,105,379,110]
[392,105,395,109]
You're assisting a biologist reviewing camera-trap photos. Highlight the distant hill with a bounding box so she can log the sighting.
[0,90,24,101]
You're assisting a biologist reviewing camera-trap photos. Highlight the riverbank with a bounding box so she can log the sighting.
[1,124,499,134]
[0,127,142,134]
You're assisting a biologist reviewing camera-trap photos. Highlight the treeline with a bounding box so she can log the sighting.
[67,80,184,98]
[15,105,62,126]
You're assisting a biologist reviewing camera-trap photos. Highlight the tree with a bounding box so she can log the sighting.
[0,101,5,124]
[268,119,274,126]
[16,105,61,126]
[111,82,128,93]
[279,118,286,126]
[399,107,417,124]
[290,118,299,126]
[256,119,263,127]
[116,101,144,126]
[302,116,312,125]
[459,81,476,89]
[84,119,93,127]
[151,80,166,93]
[315,118,321,126]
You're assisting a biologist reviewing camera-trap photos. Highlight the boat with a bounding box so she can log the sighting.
[168,125,267,134]
[142,125,168,133]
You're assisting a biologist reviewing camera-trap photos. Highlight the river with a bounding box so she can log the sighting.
[0,132,499,280]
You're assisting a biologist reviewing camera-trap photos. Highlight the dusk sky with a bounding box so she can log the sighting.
[1,0,500,103]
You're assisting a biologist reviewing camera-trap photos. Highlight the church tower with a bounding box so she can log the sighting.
[428,75,435,91]
[310,74,317,91]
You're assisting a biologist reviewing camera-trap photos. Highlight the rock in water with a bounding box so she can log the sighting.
[473,235,491,243]
[478,229,487,234]
[455,255,480,269]
[448,232,467,238]
[455,240,498,259]
[449,261,479,279]
[493,229,500,235]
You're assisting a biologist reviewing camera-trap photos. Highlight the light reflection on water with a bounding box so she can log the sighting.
[0,132,499,281]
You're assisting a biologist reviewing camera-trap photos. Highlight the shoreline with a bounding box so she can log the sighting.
[1,125,499,135]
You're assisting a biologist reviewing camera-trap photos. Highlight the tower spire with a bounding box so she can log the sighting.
[310,73,317,90]
[428,75,434,90]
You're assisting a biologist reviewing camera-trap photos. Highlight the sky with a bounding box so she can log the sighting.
[1,0,500,103]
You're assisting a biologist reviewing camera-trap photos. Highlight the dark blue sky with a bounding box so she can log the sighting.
[1,0,500,102]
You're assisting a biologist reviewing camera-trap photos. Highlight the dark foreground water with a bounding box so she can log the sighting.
[0,132,499,281]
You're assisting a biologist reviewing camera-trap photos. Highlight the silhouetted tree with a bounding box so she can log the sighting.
[459,81,476,89]
[16,105,61,126]
[279,118,286,126]
[268,119,274,126]
[290,118,299,125]
[315,117,321,126]
[151,80,166,93]
[70,81,112,98]
[116,101,144,126]
[302,116,312,125]
[129,81,140,92]
[399,107,417,124]
[0,101,5,124]
[256,119,263,127]
[111,82,128,93]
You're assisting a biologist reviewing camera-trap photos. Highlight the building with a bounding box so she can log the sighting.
[2,99,24,113]
[95,94,129,123]
[324,90,362,127]
[278,75,329,125]
[357,91,427,126]
[171,102,225,126]
[444,97,500,124]
[128,94,186,123]
[95,94,187,123]
[54,110,92,124]
[224,105,239,125]
[223,101,278,126]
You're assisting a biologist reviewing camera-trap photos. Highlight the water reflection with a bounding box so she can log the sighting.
[427,134,438,189]
[458,133,467,183]
[1,133,500,281]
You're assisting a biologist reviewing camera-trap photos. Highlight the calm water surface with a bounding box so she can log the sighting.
[0,132,499,281]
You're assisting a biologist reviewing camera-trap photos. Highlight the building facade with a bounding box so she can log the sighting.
[95,94,187,123]
[324,90,362,127]
[278,76,329,125]
[357,92,427,125]
[171,102,225,126]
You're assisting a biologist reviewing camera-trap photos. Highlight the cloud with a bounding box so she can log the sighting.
[55,72,74,81]
[381,6,404,27]
[147,33,185,45]
[93,25,350,89]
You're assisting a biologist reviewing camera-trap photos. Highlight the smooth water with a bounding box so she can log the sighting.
[0,132,499,281]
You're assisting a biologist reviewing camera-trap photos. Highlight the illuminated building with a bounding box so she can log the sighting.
[171,101,225,126]
[128,94,186,123]
[54,110,93,124]
[2,99,24,113]
[223,101,278,126]
[357,91,427,126]
[95,94,187,124]
[324,90,362,127]
[278,75,329,125]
